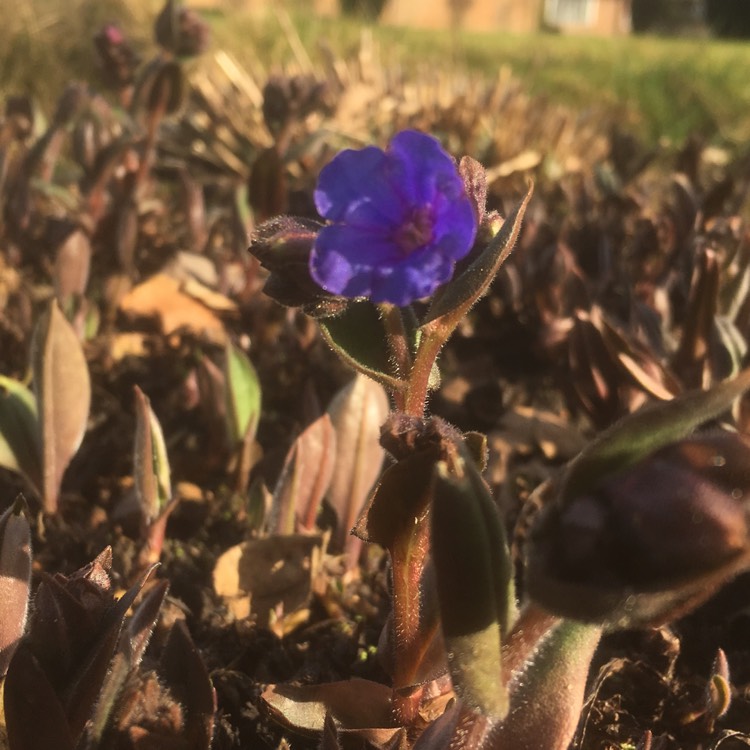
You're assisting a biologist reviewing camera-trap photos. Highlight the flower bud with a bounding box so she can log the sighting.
[261,75,334,137]
[526,431,750,628]
[154,0,210,57]
[93,24,140,90]
[249,216,346,315]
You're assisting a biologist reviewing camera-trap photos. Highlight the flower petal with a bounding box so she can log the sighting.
[315,146,405,225]
[388,130,463,206]
[309,129,479,306]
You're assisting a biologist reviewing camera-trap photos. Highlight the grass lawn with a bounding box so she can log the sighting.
[3,1,750,147]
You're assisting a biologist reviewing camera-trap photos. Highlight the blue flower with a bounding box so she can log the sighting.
[310,130,477,306]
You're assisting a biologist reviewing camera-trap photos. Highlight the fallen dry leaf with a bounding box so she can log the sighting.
[213,534,324,626]
[118,273,226,344]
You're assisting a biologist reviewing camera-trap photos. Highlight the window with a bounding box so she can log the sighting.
[544,0,595,25]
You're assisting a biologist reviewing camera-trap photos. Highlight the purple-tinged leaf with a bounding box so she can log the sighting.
[319,712,342,750]
[31,300,91,514]
[326,374,388,555]
[706,648,732,722]
[411,701,492,750]
[0,376,42,496]
[672,247,719,389]
[488,621,602,750]
[83,579,170,746]
[61,563,159,742]
[159,621,215,750]
[528,430,750,628]
[270,413,336,535]
[0,497,31,676]
[4,642,75,750]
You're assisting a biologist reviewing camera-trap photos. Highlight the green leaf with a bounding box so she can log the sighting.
[422,184,533,328]
[133,386,172,522]
[431,459,507,720]
[494,621,602,750]
[0,376,42,492]
[31,300,91,513]
[319,302,405,390]
[224,341,261,447]
[562,366,750,505]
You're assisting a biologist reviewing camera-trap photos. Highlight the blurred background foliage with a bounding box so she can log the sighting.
[2,0,750,146]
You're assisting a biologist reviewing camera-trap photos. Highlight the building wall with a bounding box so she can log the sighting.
[382,0,631,34]
[381,0,544,32]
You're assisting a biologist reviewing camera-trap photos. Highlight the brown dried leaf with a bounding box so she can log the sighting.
[32,300,91,513]
[213,535,323,626]
[262,679,399,736]
[119,274,226,344]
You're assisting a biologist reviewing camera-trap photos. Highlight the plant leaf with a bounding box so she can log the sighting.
[326,374,388,555]
[31,300,91,513]
[431,460,507,720]
[270,414,336,536]
[561,367,750,506]
[159,621,215,750]
[0,498,32,677]
[319,302,405,390]
[224,341,261,446]
[4,642,76,750]
[0,375,42,493]
[489,622,602,750]
[133,386,172,523]
[422,184,533,327]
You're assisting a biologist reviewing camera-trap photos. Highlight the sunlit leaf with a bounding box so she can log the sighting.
[270,414,336,535]
[224,341,261,447]
[133,386,172,523]
[0,498,31,677]
[326,374,388,554]
[53,228,91,305]
[31,300,91,513]
[0,375,42,493]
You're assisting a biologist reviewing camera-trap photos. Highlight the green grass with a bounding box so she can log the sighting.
[3,1,750,148]
[211,9,750,146]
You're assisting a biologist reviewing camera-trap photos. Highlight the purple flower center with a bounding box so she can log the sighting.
[393,205,434,256]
